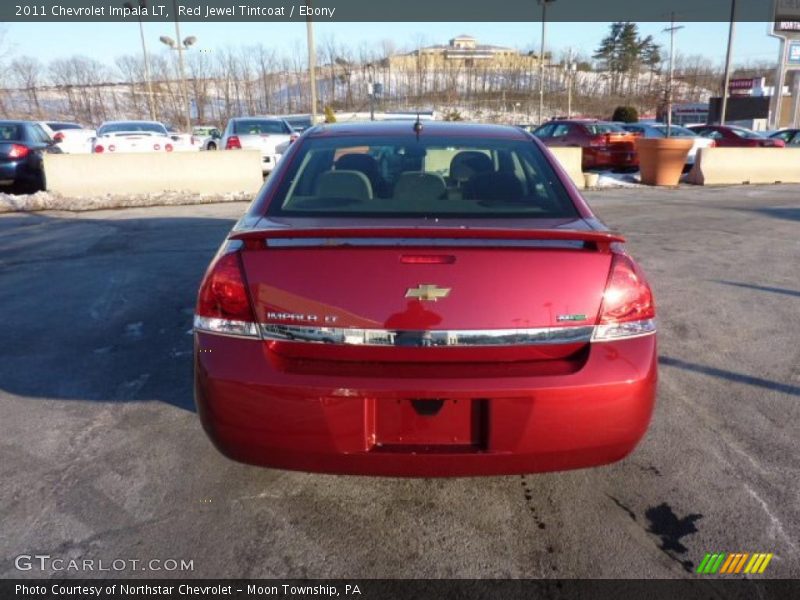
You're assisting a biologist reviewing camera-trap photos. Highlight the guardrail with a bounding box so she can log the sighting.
[687,147,800,185]
[44,150,264,196]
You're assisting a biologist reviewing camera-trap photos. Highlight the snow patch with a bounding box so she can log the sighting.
[0,189,252,214]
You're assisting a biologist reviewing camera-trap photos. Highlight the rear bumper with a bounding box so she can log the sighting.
[195,333,657,476]
[584,148,639,170]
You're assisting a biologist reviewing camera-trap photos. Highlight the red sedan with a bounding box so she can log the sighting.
[532,119,639,170]
[687,125,785,148]
[194,121,657,476]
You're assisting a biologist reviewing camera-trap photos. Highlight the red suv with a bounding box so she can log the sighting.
[533,120,638,171]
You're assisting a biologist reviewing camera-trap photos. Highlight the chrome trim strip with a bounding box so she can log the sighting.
[259,324,596,346]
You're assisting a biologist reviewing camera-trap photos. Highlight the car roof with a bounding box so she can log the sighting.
[100,120,165,126]
[0,120,33,125]
[232,116,285,121]
[305,120,529,140]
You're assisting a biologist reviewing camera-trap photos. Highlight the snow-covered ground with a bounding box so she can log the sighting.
[0,190,253,214]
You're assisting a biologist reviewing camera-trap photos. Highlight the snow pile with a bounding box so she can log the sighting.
[593,170,642,188]
[0,190,253,213]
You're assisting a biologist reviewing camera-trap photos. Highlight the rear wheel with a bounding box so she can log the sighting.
[207,142,217,151]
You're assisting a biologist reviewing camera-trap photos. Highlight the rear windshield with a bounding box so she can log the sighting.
[98,122,167,135]
[584,123,626,135]
[47,123,81,131]
[730,128,765,139]
[233,120,288,135]
[265,134,578,219]
[653,125,696,137]
[0,124,22,140]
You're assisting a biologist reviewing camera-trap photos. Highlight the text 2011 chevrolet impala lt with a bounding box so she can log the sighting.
[194,121,657,476]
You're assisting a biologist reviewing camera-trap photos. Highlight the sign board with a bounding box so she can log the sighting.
[790,41,800,64]
[774,0,800,35]
[729,78,754,94]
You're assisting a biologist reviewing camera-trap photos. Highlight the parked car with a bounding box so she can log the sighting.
[621,123,715,166]
[92,121,175,154]
[43,121,96,154]
[533,119,638,171]
[281,115,314,133]
[192,125,223,150]
[768,128,800,146]
[165,126,201,152]
[194,121,657,476]
[0,120,61,193]
[686,125,785,148]
[220,116,295,173]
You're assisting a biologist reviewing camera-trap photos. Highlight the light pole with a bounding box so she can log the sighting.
[366,63,376,121]
[306,16,317,124]
[720,0,737,125]
[537,0,556,125]
[160,0,194,132]
[663,13,684,136]
[124,0,156,120]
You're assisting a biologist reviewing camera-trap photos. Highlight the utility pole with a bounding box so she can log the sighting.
[720,0,737,125]
[367,63,375,121]
[306,15,317,124]
[663,13,684,136]
[537,0,557,125]
[124,1,156,120]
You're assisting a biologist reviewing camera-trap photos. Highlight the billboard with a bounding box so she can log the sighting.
[773,0,800,35]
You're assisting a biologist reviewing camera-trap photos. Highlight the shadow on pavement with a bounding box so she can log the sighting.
[659,356,800,397]
[0,211,237,412]
[716,280,800,298]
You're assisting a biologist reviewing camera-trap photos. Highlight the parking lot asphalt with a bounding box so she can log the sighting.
[0,185,798,579]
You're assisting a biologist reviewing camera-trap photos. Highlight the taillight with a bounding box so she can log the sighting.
[153,143,161,151]
[165,143,174,152]
[587,136,607,148]
[8,144,30,159]
[771,139,785,148]
[53,132,64,143]
[194,250,258,338]
[94,144,104,153]
[226,135,241,150]
[593,253,656,341]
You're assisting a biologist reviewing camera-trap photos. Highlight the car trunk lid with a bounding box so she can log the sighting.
[232,225,620,361]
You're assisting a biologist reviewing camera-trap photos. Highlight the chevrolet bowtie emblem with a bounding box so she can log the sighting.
[405,284,451,302]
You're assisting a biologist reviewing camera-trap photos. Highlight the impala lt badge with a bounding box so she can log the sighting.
[405,284,451,302]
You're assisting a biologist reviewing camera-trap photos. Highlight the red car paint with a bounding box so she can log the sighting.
[194,121,657,476]
[687,125,785,148]
[533,119,639,170]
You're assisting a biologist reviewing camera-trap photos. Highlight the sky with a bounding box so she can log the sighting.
[1,21,780,71]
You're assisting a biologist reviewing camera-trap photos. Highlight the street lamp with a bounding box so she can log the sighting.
[123,0,156,120]
[537,0,557,125]
[160,0,195,132]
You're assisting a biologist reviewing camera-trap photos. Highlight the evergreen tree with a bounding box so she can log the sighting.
[594,22,661,95]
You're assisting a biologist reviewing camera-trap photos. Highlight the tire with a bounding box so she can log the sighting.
[207,142,217,151]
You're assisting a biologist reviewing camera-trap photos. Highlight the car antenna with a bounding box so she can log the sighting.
[413,112,423,139]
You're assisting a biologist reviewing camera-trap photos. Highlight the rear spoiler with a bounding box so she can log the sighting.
[230,228,624,250]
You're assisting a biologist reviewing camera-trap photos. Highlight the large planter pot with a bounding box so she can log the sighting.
[636,137,694,186]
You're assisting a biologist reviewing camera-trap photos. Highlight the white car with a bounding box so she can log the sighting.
[192,125,223,150]
[166,127,202,152]
[92,121,176,154]
[622,123,715,166]
[42,122,96,154]
[220,117,296,173]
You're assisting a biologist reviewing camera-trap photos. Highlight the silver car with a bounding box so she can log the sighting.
[220,117,294,174]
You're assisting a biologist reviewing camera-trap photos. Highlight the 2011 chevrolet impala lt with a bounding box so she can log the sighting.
[194,121,657,476]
